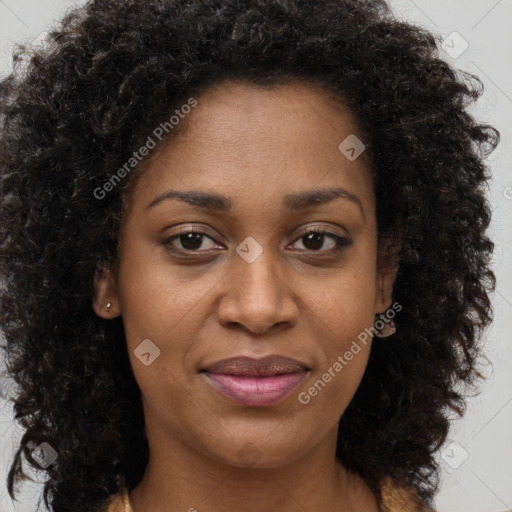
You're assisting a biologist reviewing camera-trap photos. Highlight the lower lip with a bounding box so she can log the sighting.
[202,371,307,406]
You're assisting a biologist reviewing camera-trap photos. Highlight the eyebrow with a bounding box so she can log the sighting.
[146,186,365,219]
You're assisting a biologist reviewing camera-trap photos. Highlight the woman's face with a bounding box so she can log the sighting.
[94,80,397,469]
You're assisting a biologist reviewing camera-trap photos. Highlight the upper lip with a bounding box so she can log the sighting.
[201,355,309,377]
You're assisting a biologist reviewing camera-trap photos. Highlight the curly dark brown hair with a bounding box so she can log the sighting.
[0,0,499,511]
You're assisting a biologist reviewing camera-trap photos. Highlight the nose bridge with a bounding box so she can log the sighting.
[217,245,297,333]
[233,232,283,291]
[236,251,282,300]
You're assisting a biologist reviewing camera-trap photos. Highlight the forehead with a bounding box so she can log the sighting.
[144,79,368,166]
[180,79,362,142]
[125,79,374,218]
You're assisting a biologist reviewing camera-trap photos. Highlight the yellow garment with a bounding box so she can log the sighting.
[104,478,435,512]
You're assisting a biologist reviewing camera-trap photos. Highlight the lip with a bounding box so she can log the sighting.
[200,355,310,407]
[202,355,309,376]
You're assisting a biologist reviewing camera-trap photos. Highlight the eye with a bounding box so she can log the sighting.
[289,228,352,254]
[163,230,223,253]
[162,227,352,256]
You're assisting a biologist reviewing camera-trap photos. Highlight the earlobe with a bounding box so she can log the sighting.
[92,266,120,319]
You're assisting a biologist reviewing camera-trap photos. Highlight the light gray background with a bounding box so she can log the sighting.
[0,1,511,511]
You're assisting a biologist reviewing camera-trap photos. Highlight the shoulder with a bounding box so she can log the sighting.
[380,477,436,512]
[101,480,434,512]
[102,486,131,512]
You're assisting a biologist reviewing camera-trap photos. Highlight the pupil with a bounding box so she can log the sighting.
[304,233,323,250]
[182,233,203,250]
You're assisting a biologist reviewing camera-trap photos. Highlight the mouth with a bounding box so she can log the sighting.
[200,355,310,407]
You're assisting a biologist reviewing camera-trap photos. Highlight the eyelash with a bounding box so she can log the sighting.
[162,227,351,256]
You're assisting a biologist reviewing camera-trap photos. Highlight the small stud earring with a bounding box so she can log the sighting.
[105,302,112,312]
[373,314,396,338]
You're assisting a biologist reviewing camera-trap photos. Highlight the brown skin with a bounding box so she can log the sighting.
[93,80,398,512]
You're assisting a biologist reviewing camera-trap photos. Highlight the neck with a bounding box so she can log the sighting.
[128,419,378,512]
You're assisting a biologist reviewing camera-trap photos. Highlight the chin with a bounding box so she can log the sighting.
[208,437,308,470]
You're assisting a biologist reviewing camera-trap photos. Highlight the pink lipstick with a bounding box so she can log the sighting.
[200,355,309,407]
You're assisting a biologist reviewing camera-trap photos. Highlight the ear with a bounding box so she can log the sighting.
[92,264,121,319]
[374,235,401,314]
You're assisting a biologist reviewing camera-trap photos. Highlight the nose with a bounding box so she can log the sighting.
[217,250,299,335]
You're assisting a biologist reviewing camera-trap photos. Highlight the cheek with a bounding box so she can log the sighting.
[116,256,201,425]
[116,242,216,346]
[296,265,377,414]
[298,295,375,421]
[115,241,235,417]
[306,262,377,339]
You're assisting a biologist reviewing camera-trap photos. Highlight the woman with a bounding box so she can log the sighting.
[0,1,498,511]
